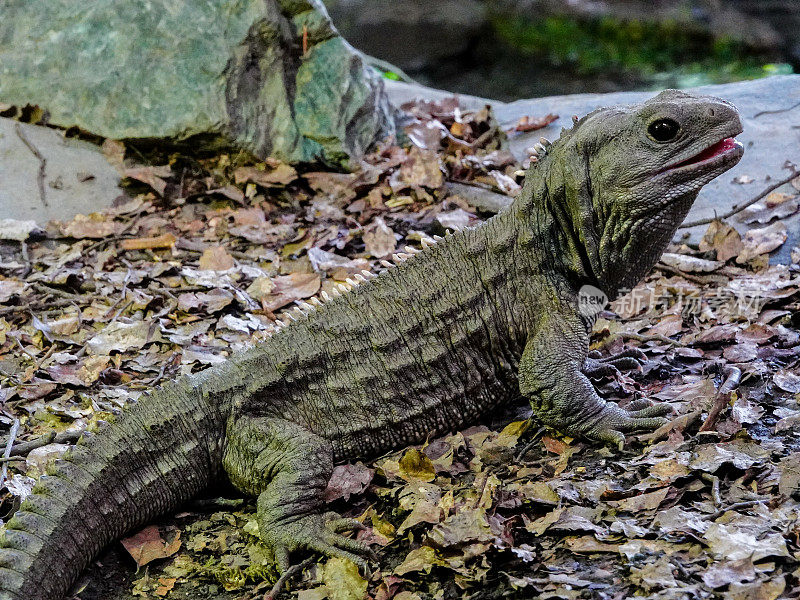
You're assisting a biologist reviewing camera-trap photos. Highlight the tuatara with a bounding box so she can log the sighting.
[0,89,743,599]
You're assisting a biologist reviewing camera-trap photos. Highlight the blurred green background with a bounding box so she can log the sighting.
[324,0,797,100]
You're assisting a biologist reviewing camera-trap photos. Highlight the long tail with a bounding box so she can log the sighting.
[0,373,228,600]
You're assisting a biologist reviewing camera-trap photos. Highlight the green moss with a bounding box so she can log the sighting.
[491,14,793,84]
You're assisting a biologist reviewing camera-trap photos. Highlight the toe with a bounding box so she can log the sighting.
[617,416,669,432]
[327,517,366,534]
[625,399,651,411]
[628,404,671,418]
[591,427,625,450]
[309,537,369,570]
[603,357,643,373]
[327,533,376,560]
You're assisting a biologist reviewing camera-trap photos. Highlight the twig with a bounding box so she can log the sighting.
[514,426,546,462]
[7,429,84,457]
[638,409,702,443]
[604,332,686,348]
[189,497,246,511]
[15,123,48,207]
[31,281,85,300]
[655,263,725,286]
[754,100,800,119]
[698,366,741,432]
[12,337,37,362]
[679,169,799,229]
[34,343,57,372]
[0,299,75,316]
[263,556,314,600]
[0,419,21,491]
[701,473,722,506]
[707,499,764,520]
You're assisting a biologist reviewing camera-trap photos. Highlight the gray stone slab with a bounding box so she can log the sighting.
[387,75,800,262]
[0,118,123,224]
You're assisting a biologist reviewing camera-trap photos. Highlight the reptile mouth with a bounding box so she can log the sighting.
[662,136,744,174]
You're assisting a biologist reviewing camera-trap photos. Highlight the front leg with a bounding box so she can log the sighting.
[518,310,668,448]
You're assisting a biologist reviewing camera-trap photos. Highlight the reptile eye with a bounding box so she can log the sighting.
[648,118,681,142]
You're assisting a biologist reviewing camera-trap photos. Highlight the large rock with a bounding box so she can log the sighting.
[0,0,394,166]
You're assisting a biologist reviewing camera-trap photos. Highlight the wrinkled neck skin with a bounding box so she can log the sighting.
[510,142,699,302]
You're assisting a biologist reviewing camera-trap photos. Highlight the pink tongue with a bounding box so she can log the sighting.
[694,137,737,162]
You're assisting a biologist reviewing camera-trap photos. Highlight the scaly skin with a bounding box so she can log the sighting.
[0,90,743,599]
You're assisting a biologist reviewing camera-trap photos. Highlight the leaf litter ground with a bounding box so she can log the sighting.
[0,99,799,600]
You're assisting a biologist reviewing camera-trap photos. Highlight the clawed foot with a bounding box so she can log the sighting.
[263,511,376,573]
[584,348,647,378]
[579,400,671,449]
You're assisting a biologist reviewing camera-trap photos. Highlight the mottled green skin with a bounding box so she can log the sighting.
[0,90,743,599]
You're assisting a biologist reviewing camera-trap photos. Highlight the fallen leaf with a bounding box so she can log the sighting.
[703,523,789,561]
[774,370,800,393]
[121,525,181,567]
[398,448,436,483]
[564,536,619,553]
[198,246,235,271]
[60,213,124,239]
[395,147,443,190]
[738,192,799,224]
[736,222,788,263]
[699,219,744,262]
[234,163,297,187]
[322,557,367,600]
[261,273,321,312]
[363,217,396,258]
[124,165,171,196]
[0,279,25,303]
[610,487,670,512]
[509,113,559,133]
[324,462,374,502]
[661,252,723,273]
[87,321,159,354]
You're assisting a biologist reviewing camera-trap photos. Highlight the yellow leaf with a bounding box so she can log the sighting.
[322,557,367,600]
[398,448,436,482]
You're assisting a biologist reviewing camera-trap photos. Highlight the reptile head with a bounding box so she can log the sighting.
[535,89,743,297]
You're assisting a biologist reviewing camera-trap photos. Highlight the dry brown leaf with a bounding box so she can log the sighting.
[261,273,321,312]
[510,113,559,133]
[234,163,297,187]
[324,462,374,503]
[60,213,125,239]
[124,165,171,196]
[737,222,788,263]
[121,525,181,567]
[363,217,396,258]
[395,147,444,190]
[699,219,743,262]
[198,246,235,271]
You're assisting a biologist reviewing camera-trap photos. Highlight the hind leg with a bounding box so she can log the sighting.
[222,417,373,572]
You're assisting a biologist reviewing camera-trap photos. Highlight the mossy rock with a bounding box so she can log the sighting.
[0,0,394,166]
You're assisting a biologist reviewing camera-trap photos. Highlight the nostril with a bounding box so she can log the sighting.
[708,108,716,117]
